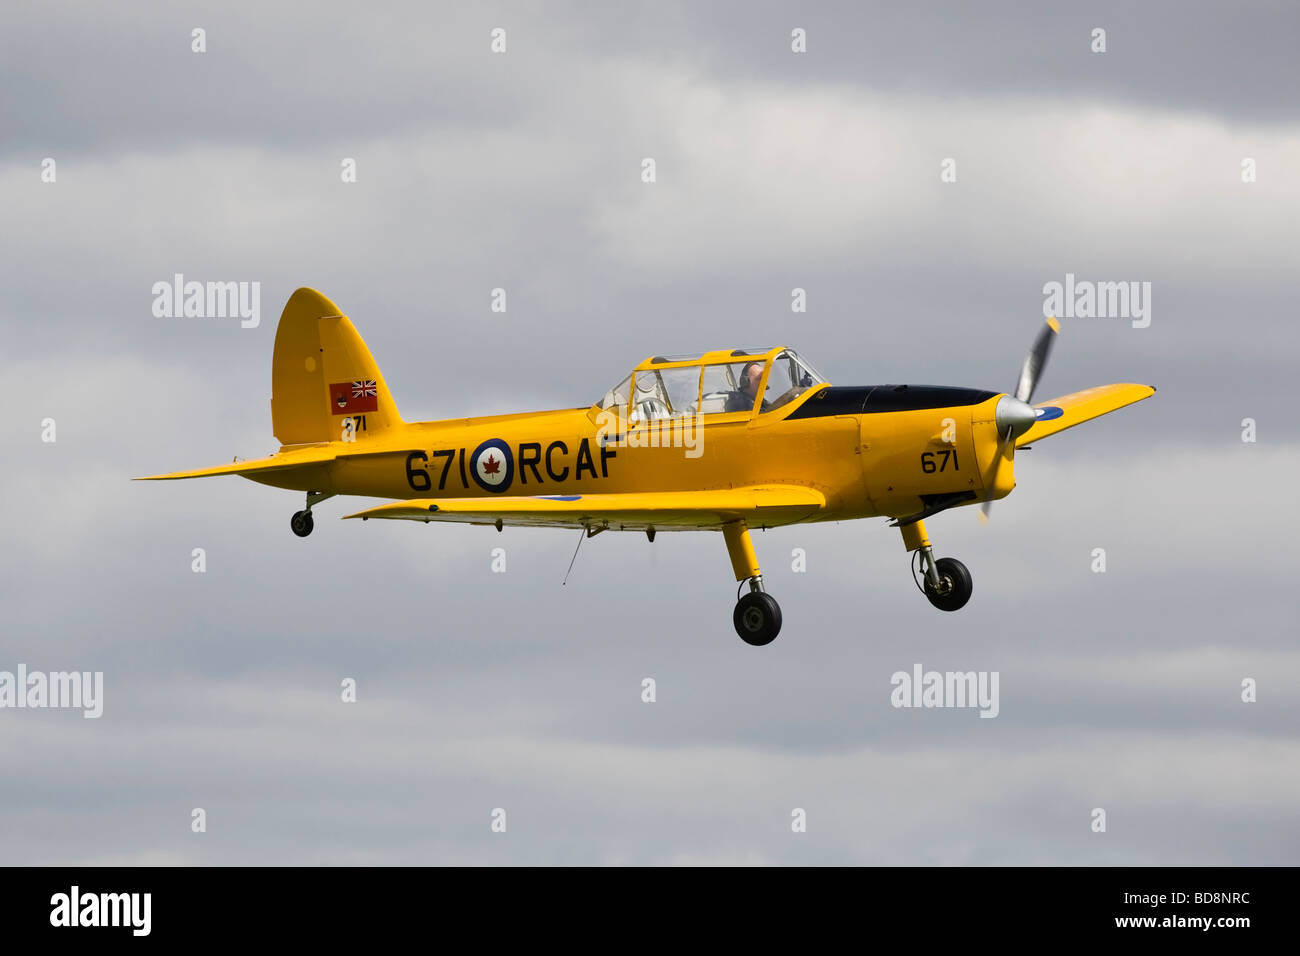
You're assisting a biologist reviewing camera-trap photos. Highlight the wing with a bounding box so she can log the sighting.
[1015,383,1155,448]
[344,485,826,531]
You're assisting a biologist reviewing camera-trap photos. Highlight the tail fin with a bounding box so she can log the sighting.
[271,288,404,445]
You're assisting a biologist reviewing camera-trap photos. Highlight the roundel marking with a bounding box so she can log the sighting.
[1034,406,1064,422]
[470,438,514,493]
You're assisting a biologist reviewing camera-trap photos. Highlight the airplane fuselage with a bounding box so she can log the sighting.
[248,383,1014,527]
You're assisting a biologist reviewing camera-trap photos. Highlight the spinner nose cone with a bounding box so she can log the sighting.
[995,394,1038,436]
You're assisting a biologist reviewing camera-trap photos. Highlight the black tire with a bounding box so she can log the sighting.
[290,510,314,538]
[924,557,972,611]
[734,591,782,646]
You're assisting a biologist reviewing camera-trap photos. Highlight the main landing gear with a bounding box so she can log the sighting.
[724,522,781,646]
[901,518,973,612]
[290,491,334,538]
[721,517,972,644]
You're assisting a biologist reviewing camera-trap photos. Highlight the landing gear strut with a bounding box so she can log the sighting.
[901,518,973,611]
[291,491,334,538]
[724,522,781,645]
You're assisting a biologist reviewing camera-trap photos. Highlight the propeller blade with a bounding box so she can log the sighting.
[1014,315,1060,404]
[978,425,1015,522]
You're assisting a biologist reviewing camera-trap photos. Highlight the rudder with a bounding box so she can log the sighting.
[271,288,404,445]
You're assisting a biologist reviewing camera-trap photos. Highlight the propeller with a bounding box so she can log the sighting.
[979,316,1059,522]
[1015,315,1059,404]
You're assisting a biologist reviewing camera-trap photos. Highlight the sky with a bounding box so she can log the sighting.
[1,1,1297,865]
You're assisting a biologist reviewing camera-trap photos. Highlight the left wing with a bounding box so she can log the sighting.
[344,485,825,531]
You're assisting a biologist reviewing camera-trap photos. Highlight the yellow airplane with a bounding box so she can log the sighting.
[141,288,1154,645]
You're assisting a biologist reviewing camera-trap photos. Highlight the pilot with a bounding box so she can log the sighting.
[727,362,770,413]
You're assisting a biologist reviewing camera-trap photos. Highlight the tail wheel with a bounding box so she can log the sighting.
[923,557,972,611]
[734,591,782,646]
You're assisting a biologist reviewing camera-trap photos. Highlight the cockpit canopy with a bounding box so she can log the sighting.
[594,347,826,423]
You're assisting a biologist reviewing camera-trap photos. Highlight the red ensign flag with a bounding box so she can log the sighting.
[329,380,379,415]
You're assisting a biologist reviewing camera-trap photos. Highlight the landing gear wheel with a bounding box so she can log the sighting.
[734,591,782,646]
[290,510,314,538]
[924,557,972,612]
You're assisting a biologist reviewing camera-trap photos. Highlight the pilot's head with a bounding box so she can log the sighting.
[741,362,764,398]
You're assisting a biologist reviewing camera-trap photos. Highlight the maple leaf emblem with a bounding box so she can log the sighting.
[482,454,501,476]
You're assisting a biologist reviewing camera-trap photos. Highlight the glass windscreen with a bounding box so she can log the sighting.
[596,374,632,412]
[763,350,825,412]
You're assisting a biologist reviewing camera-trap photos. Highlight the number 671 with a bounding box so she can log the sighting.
[921,449,958,473]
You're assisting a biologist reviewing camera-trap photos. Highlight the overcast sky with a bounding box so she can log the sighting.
[2,1,1297,865]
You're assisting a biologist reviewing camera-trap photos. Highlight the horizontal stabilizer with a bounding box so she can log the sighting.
[135,445,416,481]
[135,447,330,481]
